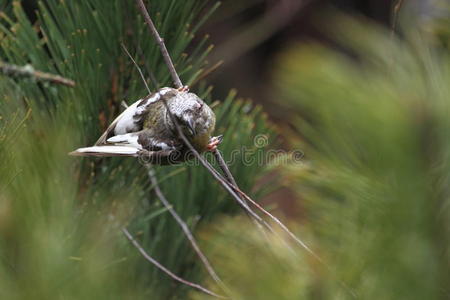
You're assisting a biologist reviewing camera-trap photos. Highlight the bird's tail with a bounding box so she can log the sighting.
[69,145,139,157]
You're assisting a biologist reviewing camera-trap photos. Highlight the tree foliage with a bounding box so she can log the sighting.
[0,1,275,299]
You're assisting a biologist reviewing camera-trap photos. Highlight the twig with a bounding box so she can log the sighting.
[0,61,75,87]
[146,166,225,288]
[121,43,152,94]
[121,228,226,299]
[212,149,268,230]
[211,151,316,257]
[212,149,237,187]
[135,0,183,88]
[233,187,321,262]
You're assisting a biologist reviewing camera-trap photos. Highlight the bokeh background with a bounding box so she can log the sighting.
[1,0,449,299]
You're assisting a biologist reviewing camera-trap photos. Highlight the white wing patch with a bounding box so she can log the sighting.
[134,92,161,116]
[114,101,141,135]
[70,146,139,156]
[114,89,167,135]
[107,133,142,149]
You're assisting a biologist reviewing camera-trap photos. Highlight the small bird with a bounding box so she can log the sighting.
[70,87,221,164]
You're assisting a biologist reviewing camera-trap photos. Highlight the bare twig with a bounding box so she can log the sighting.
[122,228,226,299]
[135,0,183,88]
[146,166,225,288]
[233,187,321,262]
[0,61,75,87]
[212,149,268,230]
[212,149,237,187]
[121,43,151,94]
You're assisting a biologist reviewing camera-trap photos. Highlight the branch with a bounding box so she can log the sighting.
[0,61,75,87]
[212,149,269,232]
[122,227,226,299]
[146,166,225,288]
[135,0,183,88]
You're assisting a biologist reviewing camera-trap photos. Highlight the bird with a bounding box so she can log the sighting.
[70,86,221,164]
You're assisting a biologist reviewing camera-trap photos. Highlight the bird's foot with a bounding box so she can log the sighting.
[207,135,223,151]
[178,85,189,92]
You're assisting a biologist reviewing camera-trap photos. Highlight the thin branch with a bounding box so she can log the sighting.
[146,166,225,288]
[0,61,75,87]
[233,187,322,262]
[212,149,268,231]
[210,150,316,256]
[121,43,152,95]
[122,227,226,299]
[135,0,183,88]
[212,148,319,260]
[212,149,237,187]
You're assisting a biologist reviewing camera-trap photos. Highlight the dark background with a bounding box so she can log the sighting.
[202,0,395,109]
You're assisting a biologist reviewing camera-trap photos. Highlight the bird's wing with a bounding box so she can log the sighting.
[69,145,140,157]
[70,131,180,157]
[72,132,143,157]
[95,88,174,145]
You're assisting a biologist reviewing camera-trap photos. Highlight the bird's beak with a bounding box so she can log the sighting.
[187,118,196,136]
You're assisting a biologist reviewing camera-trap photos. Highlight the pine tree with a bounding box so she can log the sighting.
[0,1,275,299]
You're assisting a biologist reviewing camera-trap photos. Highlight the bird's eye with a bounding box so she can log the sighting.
[195,101,203,110]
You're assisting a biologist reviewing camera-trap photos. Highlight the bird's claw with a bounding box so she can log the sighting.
[207,135,223,151]
[178,85,189,92]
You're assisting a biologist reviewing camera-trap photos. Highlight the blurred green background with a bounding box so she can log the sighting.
[1,0,449,299]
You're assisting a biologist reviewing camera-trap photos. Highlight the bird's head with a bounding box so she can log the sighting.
[166,90,216,151]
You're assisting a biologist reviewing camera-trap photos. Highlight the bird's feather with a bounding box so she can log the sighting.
[95,89,171,145]
[69,146,140,157]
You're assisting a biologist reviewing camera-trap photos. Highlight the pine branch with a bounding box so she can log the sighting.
[121,228,226,299]
[135,0,182,88]
[146,166,225,289]
[121,43,151,95]
[0,61,75,87]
